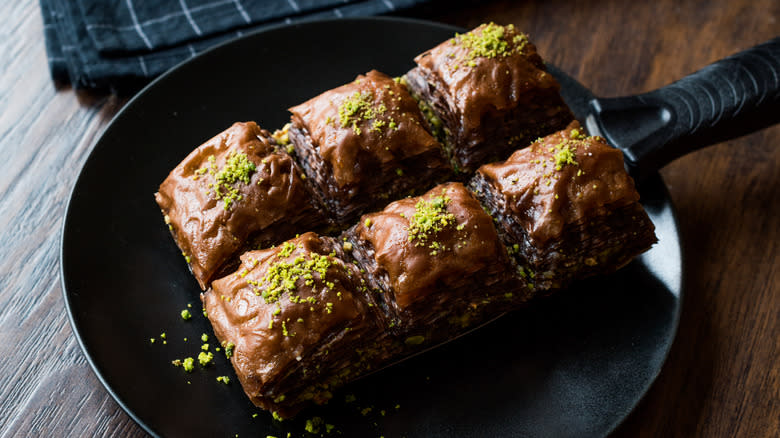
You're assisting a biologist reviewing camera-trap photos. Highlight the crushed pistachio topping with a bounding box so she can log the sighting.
[198,351,214,366]
[337,86,401,136]
[272,123,291,145]
[196,152,256,209]
[182,357,194,372]
[450,23,529,69]
[305,417,324,434]
[247,248,335,305]
[569,128,586,140]
[407,194,455,245]
[180,309,191,320]
[216,375,230,384]
[553,145,578,170]
[416,98,444,141]
[338,91,382,135]
[197,152,257,210]
[224,342,235,359]
[201,333,208,342]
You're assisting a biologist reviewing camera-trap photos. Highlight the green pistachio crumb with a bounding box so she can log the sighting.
[248,247,336,305]
[198,351,214,366]
[395,168,404,176]
[342,241,353,251]
[171,359,181,367]
[452,23,527,64]
[201,333,208,342]
[216,375,230,384]
[407,194,455,245]
[160,333,166,339]
[182,357,194,372]
[305,417,324,433]
[150,338,155,344]
[272,411,283,421]
[200,151,257,210]
[364,218,372,227]
[201,343,209,351]
[553,145,578,170]
[224,342,235,359]
[180,309,192,320]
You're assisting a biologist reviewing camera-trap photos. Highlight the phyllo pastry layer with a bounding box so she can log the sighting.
[156,122,324,289]
[202,232,388,418]
[288,70,452,227]
[405,23,574,173]
[470,121,658,291]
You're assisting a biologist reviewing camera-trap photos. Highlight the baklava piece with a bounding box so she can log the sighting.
[288,70,452,227]
[345,182,524,349]
[155,122,324,290]
[405,23,574,173]
[202,232,388,418]
[470,121,658,291]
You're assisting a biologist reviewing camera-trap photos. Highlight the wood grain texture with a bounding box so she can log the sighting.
[0,0,777,437]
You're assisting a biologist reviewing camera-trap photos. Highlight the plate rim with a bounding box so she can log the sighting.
[59,16,684,438]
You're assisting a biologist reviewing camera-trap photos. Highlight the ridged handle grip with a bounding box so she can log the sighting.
[588,37,780,180]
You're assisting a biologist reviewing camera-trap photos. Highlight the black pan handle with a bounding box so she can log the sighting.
[587,37,780,181]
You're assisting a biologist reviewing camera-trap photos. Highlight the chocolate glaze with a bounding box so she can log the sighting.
[407,23,573,172]
[349,182,519,330]
[155,122,322,289]
[477,121,640,243]
[202,232,383,417]
[472,121,657,290]
[288,70,451,225]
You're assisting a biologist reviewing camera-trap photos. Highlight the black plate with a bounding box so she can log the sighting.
[61,17,682,438]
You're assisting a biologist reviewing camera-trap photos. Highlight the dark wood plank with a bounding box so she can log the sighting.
[0,0,776,437]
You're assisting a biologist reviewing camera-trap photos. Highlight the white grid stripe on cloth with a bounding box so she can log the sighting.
[179,0,203,35]
[232,0,251,23]
[86,0,234,32]
[137,55,149,75]
[287,0,301,12]
[125,0,153,49]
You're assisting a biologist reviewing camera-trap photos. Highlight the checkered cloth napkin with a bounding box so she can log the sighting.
[41,0,428,93]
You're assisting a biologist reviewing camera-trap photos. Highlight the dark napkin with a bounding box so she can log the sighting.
[41,0,429,94]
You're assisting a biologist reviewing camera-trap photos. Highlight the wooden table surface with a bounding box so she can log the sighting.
[1,0,777,436]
